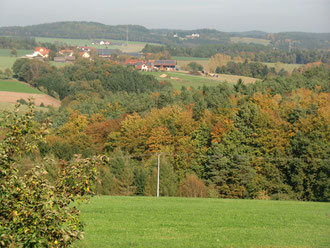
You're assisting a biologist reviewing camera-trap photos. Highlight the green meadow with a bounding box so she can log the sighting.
[0,102,49,112]
[35,37,160,53]
[230,37,271,46]
[141,71,223,89]
[73,196,330,248]
[0,48,33,70]
[141,71,257,89]
[172,56,210,61]
[0,80,42,94]
[262,62,303,73]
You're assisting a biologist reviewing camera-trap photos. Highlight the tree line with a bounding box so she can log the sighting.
[215,60,288,78]
[143,44,330,64]
[0,36,37,49]
[12,58,166,100]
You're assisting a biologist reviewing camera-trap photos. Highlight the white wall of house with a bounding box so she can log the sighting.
[26,51,45,58]
[82,52,90,58]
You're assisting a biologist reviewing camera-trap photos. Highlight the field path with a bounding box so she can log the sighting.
[0,91,61,107]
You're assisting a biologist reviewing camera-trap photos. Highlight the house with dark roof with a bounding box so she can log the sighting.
[152,60,177,70]
[122,52,142,58]
[97,49,117,57]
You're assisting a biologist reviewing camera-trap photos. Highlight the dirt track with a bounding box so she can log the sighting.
[0,91,61,107]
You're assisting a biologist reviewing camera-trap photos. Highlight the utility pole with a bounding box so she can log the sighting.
[126,26,128,47]
[157,153,160,197]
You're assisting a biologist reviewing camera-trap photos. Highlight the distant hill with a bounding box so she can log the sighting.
[0,22,164,43]
[0,21,329,50]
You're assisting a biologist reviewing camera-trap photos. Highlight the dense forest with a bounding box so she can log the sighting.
[9,57,330,202]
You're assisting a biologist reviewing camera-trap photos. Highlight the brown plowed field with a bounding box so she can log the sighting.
[0,91,61,107]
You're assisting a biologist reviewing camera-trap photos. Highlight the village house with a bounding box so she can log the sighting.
[124,59,143,66]
[135,61,153,71]
[59,49,73,56]
[97,49,117,58]
[79,51,90,58]
[186,33,200,39]
[26,47,50,58]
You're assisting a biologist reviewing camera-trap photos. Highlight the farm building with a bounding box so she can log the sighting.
[98,49,117,57]
[124,59,143,65]
[54,56,75,63]
[152,60,177,70]
[123,52,142,58]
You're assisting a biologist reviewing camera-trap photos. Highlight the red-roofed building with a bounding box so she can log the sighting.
[79,51,91,58]
[25,47,50,58]
[59,49,73,55]
[34,47,50,57]
[135,62,153,71]
[124,59,143,65]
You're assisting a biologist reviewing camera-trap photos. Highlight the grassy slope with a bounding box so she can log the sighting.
[35,37,159,53]
[175,57,303,74]
[172,56,210,61]
[142,71,257,89]
[0,80,42,94]
[262,62,302,73]
[230,37,271,46]
[0,102,49,112]
[0,48,33,70]
[176,59,211,71]
[74,196,330,248]
[142,71,222,89]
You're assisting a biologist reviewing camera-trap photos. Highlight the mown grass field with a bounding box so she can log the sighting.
[0,48,33,70]
[0,48,33,57]
[0,80,42,94]
[262,62,302,73]
[172,56,209,61]
[35,37,160,53]
[73,196,330,248]
[174,56,301,73]
[142,71,257,89]
[0,102,49,112]
[176,58,211,71]
[230,37,271,46]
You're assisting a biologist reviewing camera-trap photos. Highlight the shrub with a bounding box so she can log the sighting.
[0,103,97,247]
[16,98,28,105]
[177,174,207,198]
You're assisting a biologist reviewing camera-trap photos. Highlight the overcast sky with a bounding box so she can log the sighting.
[0,0,329,32]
